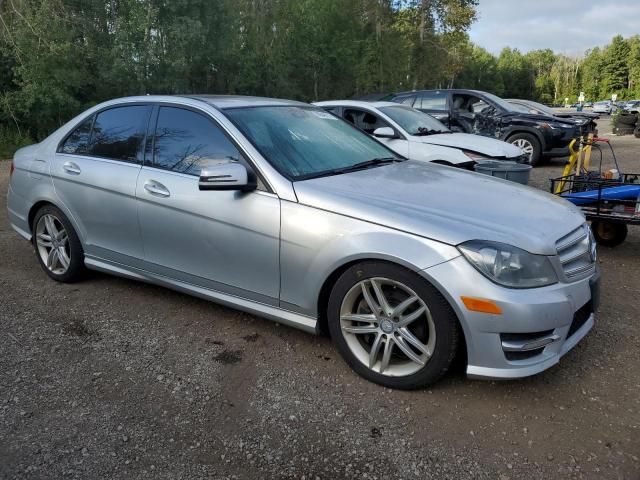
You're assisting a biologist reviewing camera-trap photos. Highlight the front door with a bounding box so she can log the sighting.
[135,105,280,305]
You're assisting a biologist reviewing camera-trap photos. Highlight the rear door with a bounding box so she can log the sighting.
[135,105,281,305]
[52,104,152,264]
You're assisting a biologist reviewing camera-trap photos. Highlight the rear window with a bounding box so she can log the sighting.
[416,92,447,110]
[88,106,152,163]
[59,116,94,155]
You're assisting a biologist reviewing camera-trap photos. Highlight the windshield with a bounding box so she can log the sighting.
[224,106,402,180]
[522,100,554,115]
[378,105,449,135]
[483,92,527,113]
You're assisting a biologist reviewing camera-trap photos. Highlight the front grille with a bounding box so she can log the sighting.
[567,300,593,339]
[556,225,596,279]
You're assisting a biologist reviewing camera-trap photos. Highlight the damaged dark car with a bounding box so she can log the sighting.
[507,98,598,133]
[385,89,579,166]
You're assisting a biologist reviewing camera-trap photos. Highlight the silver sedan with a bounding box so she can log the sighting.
[7,95,599,389]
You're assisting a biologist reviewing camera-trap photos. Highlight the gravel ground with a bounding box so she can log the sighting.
[1,119,639,479]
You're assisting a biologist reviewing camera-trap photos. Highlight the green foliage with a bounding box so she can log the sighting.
[0,0,478,141]
[1,0,640,147]
[0,124,33,159]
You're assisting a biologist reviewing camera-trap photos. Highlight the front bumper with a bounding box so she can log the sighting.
[544,128,576,156]
[422,256,598,380]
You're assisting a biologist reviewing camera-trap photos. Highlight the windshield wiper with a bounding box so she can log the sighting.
[296,157,402,180]
[414,127,451,136]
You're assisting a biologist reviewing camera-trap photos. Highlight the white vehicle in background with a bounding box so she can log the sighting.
[593,101,614,115]
[314,100,526,168]
[623,100,640,112]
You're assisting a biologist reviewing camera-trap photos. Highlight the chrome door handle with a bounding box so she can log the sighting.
[144,180,170,197]
[63,161,81,175]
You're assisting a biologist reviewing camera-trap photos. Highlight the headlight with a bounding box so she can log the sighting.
[458,240,558,288]
[539,122,573,130]
[463,150,491,161]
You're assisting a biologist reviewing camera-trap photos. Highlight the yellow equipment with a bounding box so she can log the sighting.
[555,133,594,194]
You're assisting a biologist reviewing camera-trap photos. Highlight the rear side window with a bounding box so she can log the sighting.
[416,91,447,111]
[88,106,151,163]
[151,107,243,176]
[60,116,94,155]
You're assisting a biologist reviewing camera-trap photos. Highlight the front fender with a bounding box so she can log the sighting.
[502,126,549,150]
[279,201,460,317]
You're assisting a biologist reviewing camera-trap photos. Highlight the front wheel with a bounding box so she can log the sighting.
[327,261,459,389]
[591,220,627,248]
[508,133,542,166]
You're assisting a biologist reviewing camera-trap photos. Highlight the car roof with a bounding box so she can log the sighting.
[314,100,404,109]
[183,95,308,109]
[391,88,486,96]
[94,94,308,110]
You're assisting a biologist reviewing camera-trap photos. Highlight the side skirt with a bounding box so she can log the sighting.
[84,256,318,334]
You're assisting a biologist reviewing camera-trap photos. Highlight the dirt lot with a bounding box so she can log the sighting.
[1,119,639,480]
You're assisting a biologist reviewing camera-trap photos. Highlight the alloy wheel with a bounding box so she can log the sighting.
[339,277,436,377]
[35,214,71,275]
[512,138,534,161]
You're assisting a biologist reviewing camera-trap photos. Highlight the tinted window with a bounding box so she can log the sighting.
[417,92,447,110]
[152,107,242,176]
[89,106,151,163]
[60,115,94,154]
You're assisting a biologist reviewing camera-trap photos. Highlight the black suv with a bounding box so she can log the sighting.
[385,89,578,165]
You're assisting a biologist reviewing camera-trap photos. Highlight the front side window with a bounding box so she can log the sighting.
[60,116,94,155]
[152,107,243,176]
[225,106,402,180]
[89,106,151,163]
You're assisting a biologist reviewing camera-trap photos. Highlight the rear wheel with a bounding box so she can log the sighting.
[32,205,86,282]
[508,133,542,166]
[591,220,627,248]
[327,261,459,389]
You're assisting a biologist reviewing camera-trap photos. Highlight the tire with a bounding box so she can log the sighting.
[634,126,640,139]
[616,113,638,126]
[327,261,459,389]
[32,204,86,282]
[615,126,636,136]
[591,220,627,248]
[507,133,542,166]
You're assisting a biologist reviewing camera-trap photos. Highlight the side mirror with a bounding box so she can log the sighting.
[372,127,396,139]
[199,162,257,192]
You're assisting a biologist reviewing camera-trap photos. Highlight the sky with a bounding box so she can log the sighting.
[468,0,640,56]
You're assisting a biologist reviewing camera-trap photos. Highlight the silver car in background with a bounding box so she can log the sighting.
[592,101,614,115]
[7,95,599,389]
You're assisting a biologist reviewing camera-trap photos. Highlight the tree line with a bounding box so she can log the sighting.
[1,0,639,156]
[456,34,640,106]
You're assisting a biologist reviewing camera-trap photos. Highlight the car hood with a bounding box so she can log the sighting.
[293,161,585,255]
[554,112,599,120]
[410,132,522,158]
